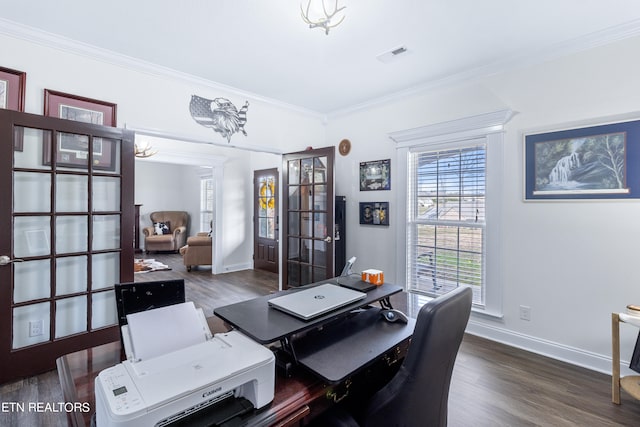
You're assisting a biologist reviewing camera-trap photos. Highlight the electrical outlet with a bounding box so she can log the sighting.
[29,320,44,337]
[519,305,531,321]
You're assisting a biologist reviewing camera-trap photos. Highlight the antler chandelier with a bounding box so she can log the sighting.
[300,0,346,35]
[134,142,157,158]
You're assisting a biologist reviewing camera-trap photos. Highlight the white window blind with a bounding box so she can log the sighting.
[407,142,486,306]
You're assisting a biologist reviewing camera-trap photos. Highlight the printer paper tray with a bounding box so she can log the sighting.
[162,395,253,427]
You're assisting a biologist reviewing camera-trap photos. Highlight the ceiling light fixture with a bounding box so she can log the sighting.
[300,0,346,35]
[134,142,157,158]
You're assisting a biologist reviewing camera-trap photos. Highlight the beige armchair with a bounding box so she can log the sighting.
[179,232,212,271]
[143,211,189,253]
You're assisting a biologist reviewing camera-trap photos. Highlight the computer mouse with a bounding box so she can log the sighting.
[380,309,408,324]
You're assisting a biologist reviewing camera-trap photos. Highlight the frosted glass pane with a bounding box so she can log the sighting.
[55,296,87,338]
[13,127,52,170]
[56,256,87,296]
[93,176,120,212]
[14,217,51,258]
[13,302,50,349]
[92,253,120,290]
[14,260,51,303]
[56,175,88,212]
[92,291,117,329]
[14,172,51,213]
[93,215,120,251]
[56,216,88,254]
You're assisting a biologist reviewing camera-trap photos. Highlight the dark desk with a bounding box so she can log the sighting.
[57,293,413,427]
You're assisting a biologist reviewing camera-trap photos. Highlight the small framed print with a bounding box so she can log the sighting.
[0,66,26,111]
[0,66,27,151]
[44,89,117,126]
[43,90,117,171]
[360,159,390,191]
[359,202,389,226]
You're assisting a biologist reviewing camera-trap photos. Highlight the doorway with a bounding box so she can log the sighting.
[253,168,279,273]
[282,147,335,288]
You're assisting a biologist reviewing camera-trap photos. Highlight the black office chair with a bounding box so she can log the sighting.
[316,286,473,427]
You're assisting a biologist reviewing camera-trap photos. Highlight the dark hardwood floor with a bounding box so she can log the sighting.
[2,253,639,426]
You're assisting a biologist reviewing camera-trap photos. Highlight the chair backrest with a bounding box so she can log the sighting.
[149,211,189,229]
[362,286,473,427]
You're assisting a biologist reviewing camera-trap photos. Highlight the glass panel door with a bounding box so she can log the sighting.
[282,147,334,288]
[0,109,134,383]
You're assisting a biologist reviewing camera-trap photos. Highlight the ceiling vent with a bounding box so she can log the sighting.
[377,46,409,64]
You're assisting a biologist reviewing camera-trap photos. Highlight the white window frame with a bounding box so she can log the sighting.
[200,175,214,233]
[390,109,513,318]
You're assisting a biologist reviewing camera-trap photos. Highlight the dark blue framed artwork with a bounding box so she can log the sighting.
[524,118,640,200]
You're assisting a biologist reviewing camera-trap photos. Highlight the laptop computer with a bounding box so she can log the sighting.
[268,283,367,320]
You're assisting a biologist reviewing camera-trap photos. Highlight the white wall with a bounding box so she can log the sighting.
[327,35,640,374]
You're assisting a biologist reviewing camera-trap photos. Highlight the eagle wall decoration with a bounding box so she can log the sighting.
[189,95,249,143]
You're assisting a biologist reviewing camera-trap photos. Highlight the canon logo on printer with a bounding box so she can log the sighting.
[203,386,222,398]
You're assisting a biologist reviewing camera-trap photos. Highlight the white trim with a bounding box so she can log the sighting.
[127,125,284,156]
[391,109,514,317]
[221,262,253,273]
[465,319,627,376]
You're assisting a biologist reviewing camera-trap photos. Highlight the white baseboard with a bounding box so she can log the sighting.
[222,262,253,273]
[465,318,629,376]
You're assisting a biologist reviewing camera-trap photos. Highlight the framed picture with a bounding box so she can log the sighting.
[524,118,640,200]
[43,90,117,171]
[359,202,389,226]
[360,159,390,191]
[44,89,117,126]
[0,66,27,151]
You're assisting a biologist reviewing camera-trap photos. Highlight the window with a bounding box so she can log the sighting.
[407,142,485,306]
[391,109,513,317]
[200,176,213,233]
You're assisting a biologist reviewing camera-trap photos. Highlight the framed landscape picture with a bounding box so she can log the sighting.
[524,118,640,200]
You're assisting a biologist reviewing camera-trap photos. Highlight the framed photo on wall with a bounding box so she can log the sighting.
[359,202,389,226]
[1,66,27,151]
[524,118,640,200]
[360,159,390,191]
[43,90,117,171]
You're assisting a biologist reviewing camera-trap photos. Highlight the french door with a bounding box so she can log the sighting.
[282,147,335,288]
[254,168,279,273]
[0,109,134,383]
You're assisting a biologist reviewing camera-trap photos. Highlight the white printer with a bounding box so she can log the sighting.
[95,302,275,427]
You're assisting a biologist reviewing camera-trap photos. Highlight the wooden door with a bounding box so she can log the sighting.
[254,168,279,273]
[0,109,134,383]
[282,147,335,288]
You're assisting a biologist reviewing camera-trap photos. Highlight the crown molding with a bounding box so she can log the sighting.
[328,18,640,119]
[0,18,326,121]
[389,109,515,148]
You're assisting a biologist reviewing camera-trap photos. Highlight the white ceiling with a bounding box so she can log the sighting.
[2,0,640,114]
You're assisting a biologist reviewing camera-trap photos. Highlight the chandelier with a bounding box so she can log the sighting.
[134,142,157,158]
[300,0,346,35]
